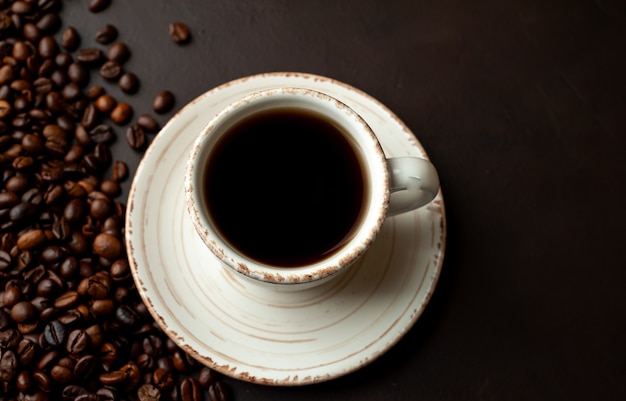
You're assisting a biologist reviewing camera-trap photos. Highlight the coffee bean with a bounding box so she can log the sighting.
[126,124,146,150]
[0,350,17,381]
[42,123,66,140]
[17,250,34,270]
[89,197,111,220]
[155,356,173,372]
[0,191,19,208]
[12,40,32,61]
[35,347,59,367]
[64,198,86,224]
[90,298,115,317]
[110,102,132,125]
[51,364,73,383]
[58,257,78,280]
[17,338,36,366]
[66,230,86,254]
[3,288,22,310]
[22,22,40,42]
[198,366,216,388]
[95,24,118,44]
[44,135,68,156]
[10,201,38,222]
[76,48,104,66]
[61,82,81,101]
[167,351,186,373]
[0,249,11,270]
[114,304,139,327]
[0,68,14,87]
[85,85,104,100]
[92,233,122,259]
[138,383,161,401]
[10,301,35,323]
[118,71,139,94]
[0,99,11,118]
[86,272,112,299]
[100,60,122,81]
[61,26,80,51]
[13,155,34,170]
[6,175,28,193]
[169,22,191,44]
[100,179,121,197]
[89,0,111,13]
[54,291,79,310]
[88,124,114,143]
[17,229,45,250]
[37,278,61,298]
[25,264,47,284]
[134,353,152,372]
[11,1,34,14]
[137,113,160,133]
[41,245,65,264]
[153,368,174,390]
[94,94,116,113]
[53,74,71,95]
[32,370,52,392]
[36,13,61,34]
[99,370,127,386]
[74,354,97,380]
[0,11,12,33]
[43,320,67,347]
[107,42,130,64]
[111,161,128,183]
[0,328,22,348]
[208,381,230,401]
[13,101,31,118]
[64,181,86,199]
[109,259,130,282]
[143,334,164,358]
[62,384,90,401]
[81,103,100,129]
[22,133,44,154]
[33,77,53,94]
[94,142,112,167]
[152,90,175,114]
[180,377,201,401]
[65,144,84,164]
[43,184,63,205]
[55,52,73,69]
[78,325,101,349]
[68,62,89,86]
[38,36,59,59]
[119,361,141,391]
[16,369,31,392]
[0,65,14,85]
[66,329,89,354]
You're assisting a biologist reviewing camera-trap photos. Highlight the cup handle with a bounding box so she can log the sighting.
[387,157,440,216]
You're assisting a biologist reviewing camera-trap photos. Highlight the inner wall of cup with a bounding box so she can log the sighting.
[192,91,389,278]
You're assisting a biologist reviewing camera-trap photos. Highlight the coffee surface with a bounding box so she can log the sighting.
[204,108,366,267]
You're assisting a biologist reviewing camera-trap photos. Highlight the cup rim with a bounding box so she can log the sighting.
[184,87,390,286]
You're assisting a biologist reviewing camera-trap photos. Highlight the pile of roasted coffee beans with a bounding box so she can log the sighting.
[0,1,229,400]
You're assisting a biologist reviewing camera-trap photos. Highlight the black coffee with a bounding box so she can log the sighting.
[203,107,367,267]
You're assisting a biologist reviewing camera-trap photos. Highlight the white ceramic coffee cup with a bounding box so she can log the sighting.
[185,87,439,288]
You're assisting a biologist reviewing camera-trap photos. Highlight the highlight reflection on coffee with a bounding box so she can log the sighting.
[203,108,368,267]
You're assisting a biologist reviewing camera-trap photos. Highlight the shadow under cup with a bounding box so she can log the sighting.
[185,88,390,287]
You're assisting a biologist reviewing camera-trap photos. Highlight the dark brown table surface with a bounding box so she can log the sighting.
[60,0,626,399]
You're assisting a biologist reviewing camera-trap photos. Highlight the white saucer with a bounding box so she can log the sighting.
[126,72,446,386]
